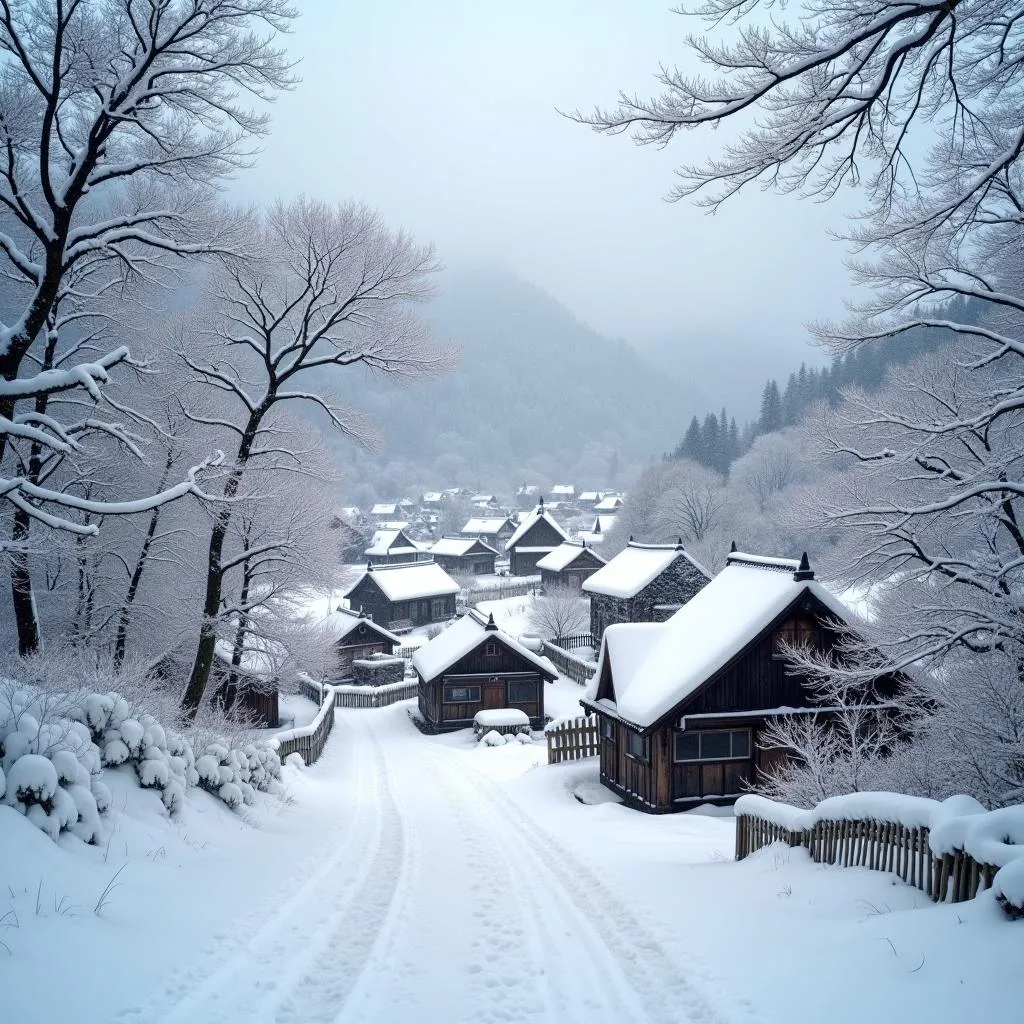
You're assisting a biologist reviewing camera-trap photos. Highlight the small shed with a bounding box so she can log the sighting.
[413,611,557,732]
[343,559,460,632]
[504,498,568,576]
[583,539,710,641]
[580,550,901,812]
[429,536,499,576]
[321,607,401,681]
[210,639,281,728]
[364,526,423,565]
[536,540,606,591]
[594,495,623,513]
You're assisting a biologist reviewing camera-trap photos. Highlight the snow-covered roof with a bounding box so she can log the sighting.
[371,503,397,515]
[536,541,606,573]
[422,492,444,503]
[551,484,575,496]
[319,607,401,646]
[592,553,854,728]
[582,541,706,599]
[378,520,410,531]
[364,529,418,557]
[594,495,622,512]
[471,493,495,503]
[349,560,460,602]
[461,516,513,535]
[593,515,617,534]
[213,636,286,679]
[412,611,556,682]
[505,503,568,551]
[578,491,601,502]
[430,536,498,558]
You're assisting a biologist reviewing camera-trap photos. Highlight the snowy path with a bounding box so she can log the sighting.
[117,709,725,1024]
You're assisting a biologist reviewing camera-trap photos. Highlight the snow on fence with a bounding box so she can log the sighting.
[551,632,595,652]
[465,578,538,604]
[299,676,418,709]
[541,640,598,685]
[734,792,1024,916]
[546,714,600,764]
[394,644,422,659]
[272,686,336,766]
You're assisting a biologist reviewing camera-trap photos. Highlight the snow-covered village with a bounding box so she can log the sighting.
[1,2,1023,1022]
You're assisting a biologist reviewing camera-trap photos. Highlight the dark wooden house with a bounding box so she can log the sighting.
[413,611,557,732]
[504,498,568,576]
[580,551,901,812]
[344,559,460,632]
[322,606,401,681]
[429,536,498,576]
[460,515,518,548]
[364,526,424,565]
[536,540,606,591]
[211,641,280,728]
[582,539,710,641]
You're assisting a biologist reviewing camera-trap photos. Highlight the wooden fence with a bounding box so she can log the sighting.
[541,640,598,685]
[299,676,418,709]
[546,714,600,764]
[735,812,999,904]
[465,578,539,604]
[274,685,335,766]
[551,632,595,652]
[394,645,421,659]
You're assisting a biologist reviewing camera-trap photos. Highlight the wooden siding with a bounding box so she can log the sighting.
[345,576,456,629]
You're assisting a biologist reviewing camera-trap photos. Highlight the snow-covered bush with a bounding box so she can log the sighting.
[0,671,283,845]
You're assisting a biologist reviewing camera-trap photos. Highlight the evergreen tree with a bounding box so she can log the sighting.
[758,380,783,434]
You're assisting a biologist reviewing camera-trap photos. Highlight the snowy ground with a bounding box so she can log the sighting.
[1,700,1018,1023]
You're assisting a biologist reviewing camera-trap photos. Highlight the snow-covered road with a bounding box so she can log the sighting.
[119,710,723,1024]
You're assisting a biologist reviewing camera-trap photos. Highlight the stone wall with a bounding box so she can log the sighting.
[352,653,405,687]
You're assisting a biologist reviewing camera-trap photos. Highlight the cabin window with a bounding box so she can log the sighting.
[773,618,818,657]
[431,598,447,619]
[392,602,408,619]
[627,731,649,761]
[507,680,536,703]
[600,717,616,741]
[484,642,499,657]
[674,729,751,763]
[443,684,481,703]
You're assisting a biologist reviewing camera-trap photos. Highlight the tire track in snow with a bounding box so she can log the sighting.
[450,756,734,1024]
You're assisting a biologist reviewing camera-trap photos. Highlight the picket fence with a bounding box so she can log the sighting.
[541,641,597,685]
[546,714,600,764]
[299,676,418,709]
[736,807,1001,905]
[551,632,595,652]
[273,685,335,766]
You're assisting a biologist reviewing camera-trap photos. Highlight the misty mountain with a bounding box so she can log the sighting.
[316,266,705,498]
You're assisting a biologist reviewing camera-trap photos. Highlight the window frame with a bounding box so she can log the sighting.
[772,617,818,659]
[626,731,650,762]
[484,641,499,657]
[442,684,482,704]
[673,728,751,764]
[507,679,536,703]
[431,597,447,620]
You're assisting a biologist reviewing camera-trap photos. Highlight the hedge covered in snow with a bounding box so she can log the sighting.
[0,683,282,845]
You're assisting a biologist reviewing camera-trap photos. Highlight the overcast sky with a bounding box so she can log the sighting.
[237,0,857,378]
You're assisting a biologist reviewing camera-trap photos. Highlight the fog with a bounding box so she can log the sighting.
[234,0,858,404]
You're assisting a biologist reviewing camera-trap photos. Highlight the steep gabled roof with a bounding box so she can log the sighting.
[364,528,419,557]
[594,495,623,512]
[371,502,398,515]
[536,540,607,573]
[412,610,556,682]
[430,536,499,558]
[320,606,401,646]
[505,501,568,551]
[582,541,708,599]
[586,552,853,729]
[461,516,515,535]
[347,560,460,603]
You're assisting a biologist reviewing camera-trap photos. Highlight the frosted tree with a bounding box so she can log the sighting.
[0,0,297,652]
[177,198,450,714]
[529,583,590,641]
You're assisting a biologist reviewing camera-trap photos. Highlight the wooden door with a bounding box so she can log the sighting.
[483,682,505,709]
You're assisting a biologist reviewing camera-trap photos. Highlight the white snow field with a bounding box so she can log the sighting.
[1,697,1020,1024]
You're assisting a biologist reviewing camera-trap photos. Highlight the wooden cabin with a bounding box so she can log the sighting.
[536,540,606,591]
[460,515,518,548]
[582,539,710,641]
[210,640,281,728]
[580,551,901,812]
[364,526,424,565]
[413,611,557,732]
[429,536,498,577]
[321,607,401,681]
[504,498,568,575]
[343,559,460,632]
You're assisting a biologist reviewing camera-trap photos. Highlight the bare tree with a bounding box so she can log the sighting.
[529,583,590,641]
[177,198,451,713]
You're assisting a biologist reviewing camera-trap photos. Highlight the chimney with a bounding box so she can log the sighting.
[484,612,498,632]
[792,552,814,582]
[676,537,684,550]
[730,540,737,553]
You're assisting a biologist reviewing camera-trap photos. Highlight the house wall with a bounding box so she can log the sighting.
[434,552,497,576]
[508,519,565,576]
[346,577,456,629]
[589,556,708,640]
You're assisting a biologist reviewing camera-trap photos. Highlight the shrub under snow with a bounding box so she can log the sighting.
[0,680,283,845]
